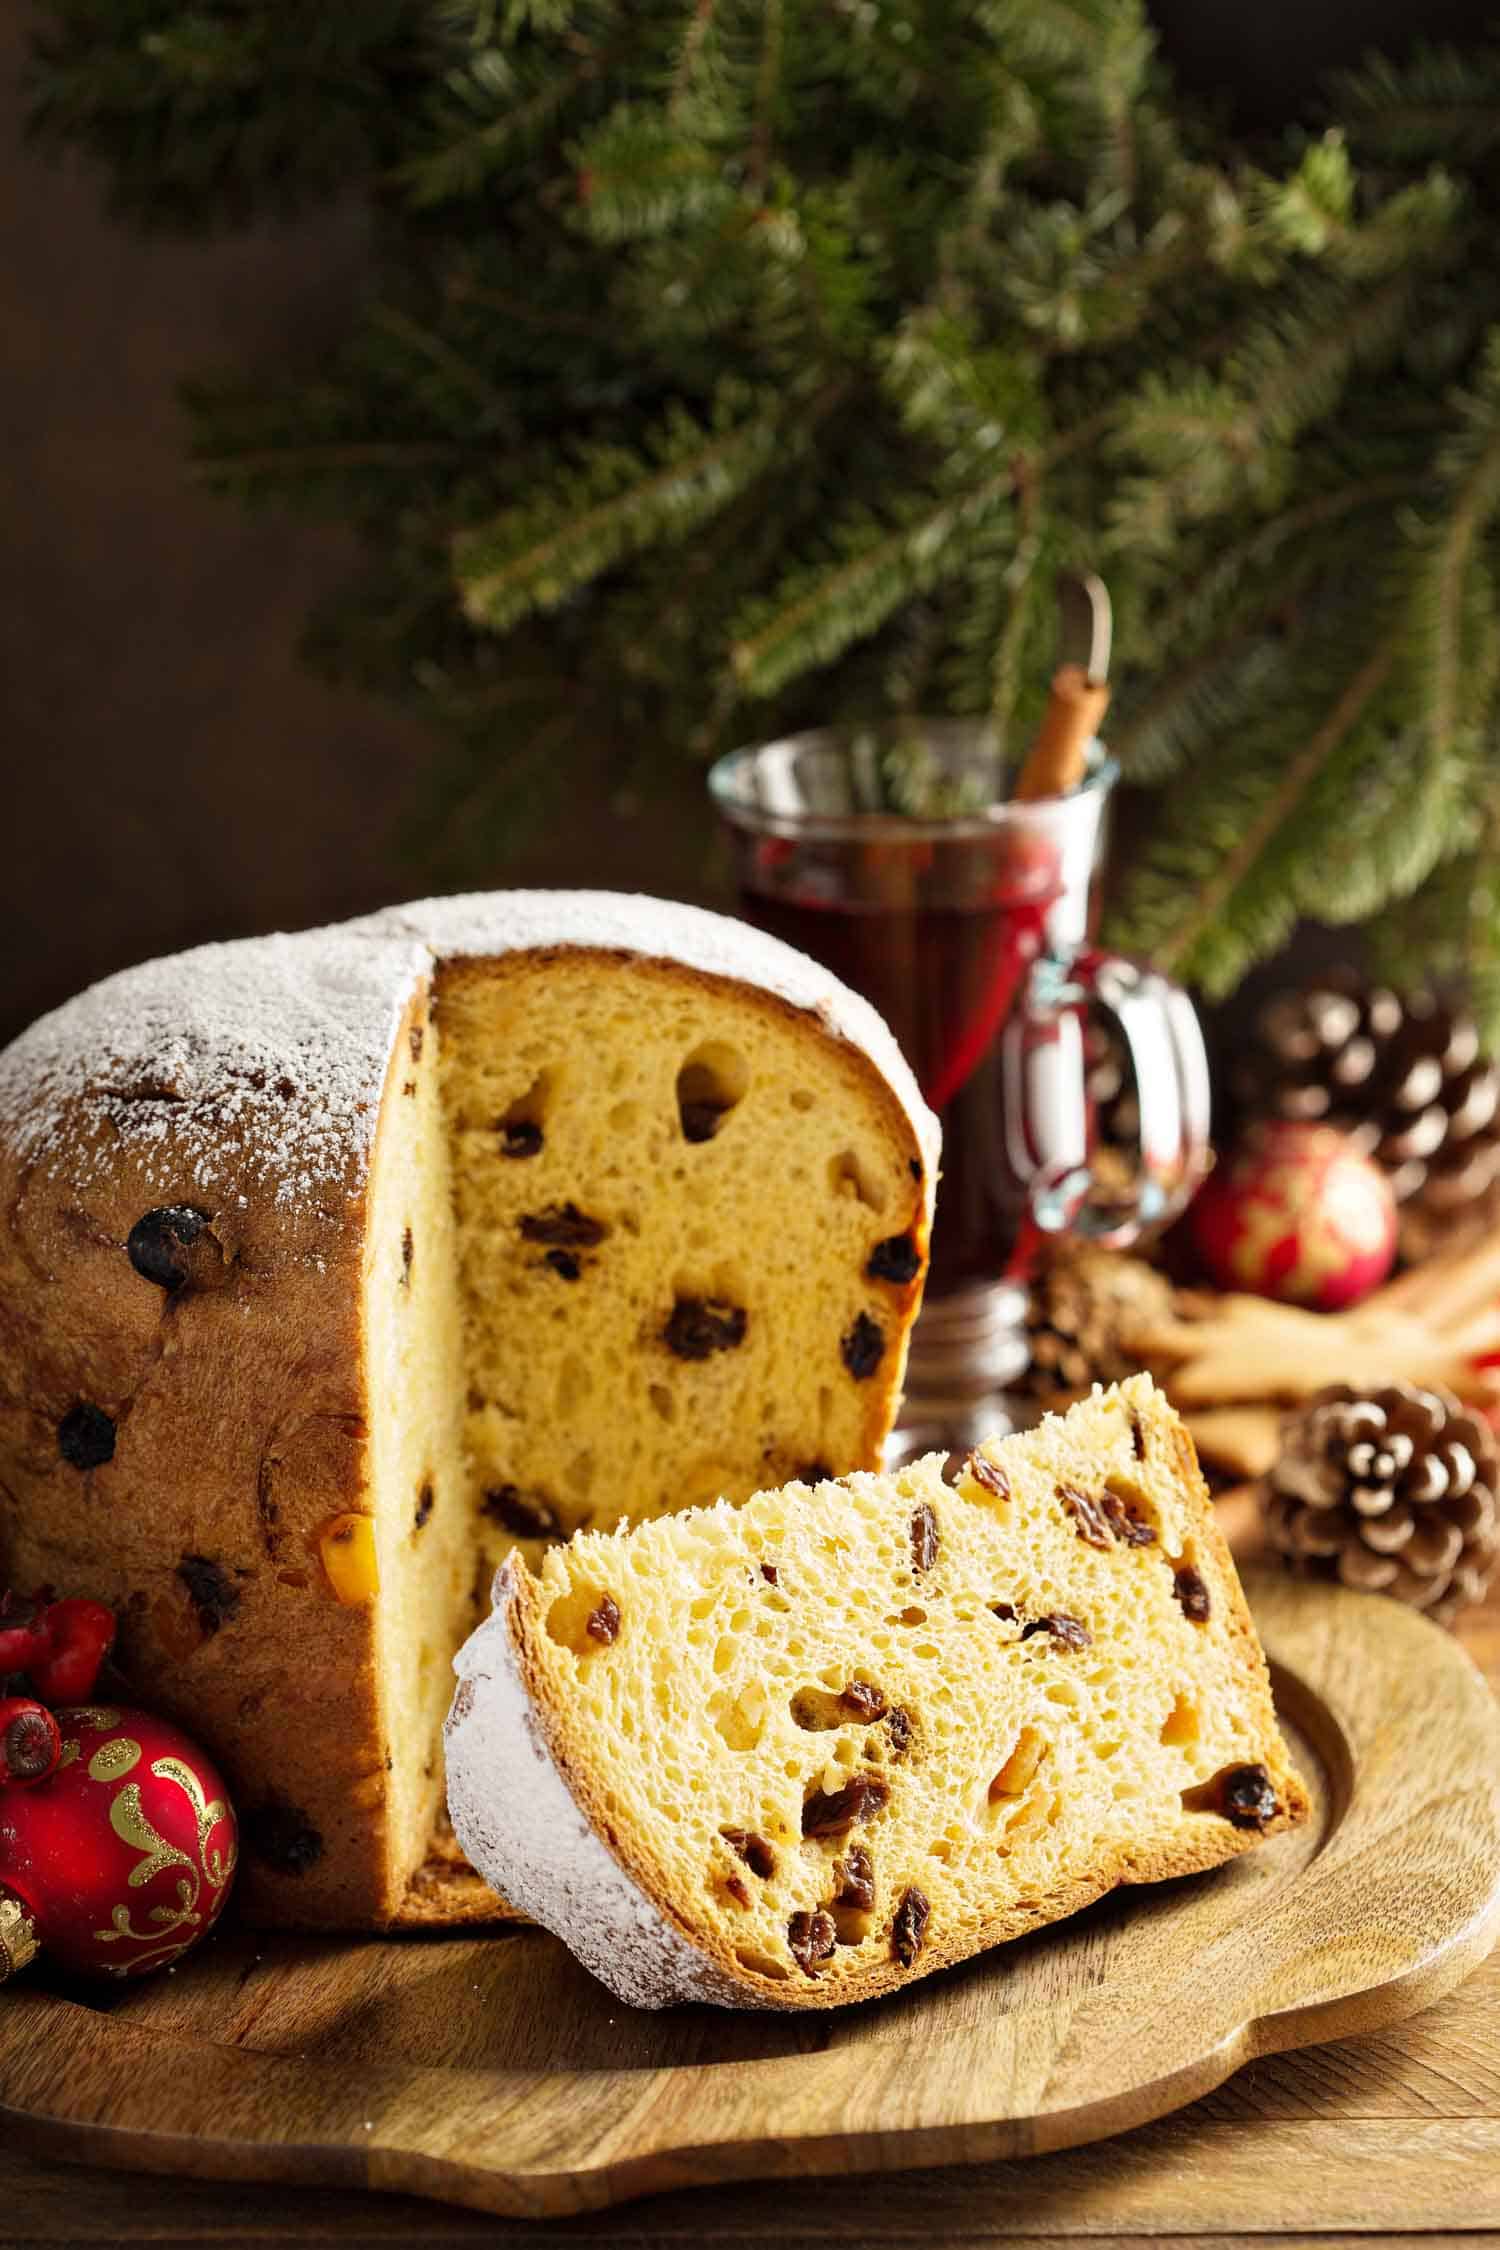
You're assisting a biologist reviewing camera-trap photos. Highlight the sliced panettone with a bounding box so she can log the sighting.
[447,1374,1308,2009]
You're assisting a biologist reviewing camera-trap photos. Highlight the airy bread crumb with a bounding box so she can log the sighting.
[447,1376,1309,2009]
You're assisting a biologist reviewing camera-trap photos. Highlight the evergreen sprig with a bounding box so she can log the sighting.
[25,4,1500,1028]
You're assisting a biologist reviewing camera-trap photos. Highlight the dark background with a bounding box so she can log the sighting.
[3,0,1493,1045]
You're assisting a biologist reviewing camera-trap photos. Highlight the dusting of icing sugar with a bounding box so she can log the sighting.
[0,930,423,1206]
[0,891,939,1214]
[445,1560,754,2011]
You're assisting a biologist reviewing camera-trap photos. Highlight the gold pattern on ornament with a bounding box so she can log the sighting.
[55,1703,124,1774]
[153,1754,236,1889]
[109,1780,195,1889]
[88,1737,141,1783]
[93,1876,204,1970]
[93,1756,237,1968]
[1227,1140,1383,1299]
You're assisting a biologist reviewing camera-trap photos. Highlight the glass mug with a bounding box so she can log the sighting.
[710,720,1210,1452]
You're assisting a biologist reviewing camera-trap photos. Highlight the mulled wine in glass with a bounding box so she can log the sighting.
[711,720,1210,1452]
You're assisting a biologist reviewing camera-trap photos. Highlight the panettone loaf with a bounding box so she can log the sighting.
[0,893,936,1928]
[446,1375,1307,2009]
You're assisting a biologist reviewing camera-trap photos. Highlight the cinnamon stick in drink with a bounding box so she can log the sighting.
[1011,662,1111,803]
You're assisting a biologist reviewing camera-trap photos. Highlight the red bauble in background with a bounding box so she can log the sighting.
[1191,1120,1398,1311]
[0,1703,236,1981]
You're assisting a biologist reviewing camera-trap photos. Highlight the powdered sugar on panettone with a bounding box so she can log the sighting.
[0,892,938,1213]
[446,1561,752,2010]
[0,930,423,1207]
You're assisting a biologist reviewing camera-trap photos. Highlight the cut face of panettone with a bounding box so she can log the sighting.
[0,893,936,1928]
[446,1375,1308,2009]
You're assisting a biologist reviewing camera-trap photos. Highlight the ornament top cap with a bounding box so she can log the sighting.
[0,1886,39,1980]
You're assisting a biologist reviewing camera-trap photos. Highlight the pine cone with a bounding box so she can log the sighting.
[1262,1381,1499,1624]
[1023,1246,1174,1405]
[1234,977,1500,1258]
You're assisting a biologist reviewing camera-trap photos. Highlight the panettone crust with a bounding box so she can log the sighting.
[0,1005,392,1926]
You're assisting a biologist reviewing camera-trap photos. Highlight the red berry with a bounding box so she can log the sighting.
[27,1598,116,1704]
[0,1697,61,1785]
[0,1591,51,1677]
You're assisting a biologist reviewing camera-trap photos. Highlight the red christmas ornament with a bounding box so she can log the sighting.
[0,1703,237,1982]
[1191,1119,1398,1311]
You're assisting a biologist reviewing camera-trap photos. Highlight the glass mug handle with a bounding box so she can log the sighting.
[1002,949,1212,1247]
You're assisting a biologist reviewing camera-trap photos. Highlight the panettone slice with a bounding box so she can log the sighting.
[446,1375,1307,2009]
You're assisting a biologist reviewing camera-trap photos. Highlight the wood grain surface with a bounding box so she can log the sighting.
[5,1563,1500,2244]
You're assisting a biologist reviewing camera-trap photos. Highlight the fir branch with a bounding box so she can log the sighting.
[455,386,782,630]
[1110,473,1424,778]
[1337,43,1500,164]
[1139,473,1422,659]
[746,0,782,192]
[670,0,720,115]
[396,44,605,206]
[1110,626,1294,785]
[33,0,1500,1004]
[443,271,619,343]
[986,459,1046,736]
[367,304,511,414]
[570,104,735,241]
[1232,268,1414,445]
[728,468,1018,699]
[1256,130,1355,256]
[1367,810,1500,1044]
[1148,644,1394,981]
[1412,333,1500,764]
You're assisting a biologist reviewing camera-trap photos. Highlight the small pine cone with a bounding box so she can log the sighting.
[1371,995,1500,1216]
[1262,1382,1500,1626]
[1231,974,1392,1133]
[1235,977,1500,1257]
[1023,1247,1174,1406]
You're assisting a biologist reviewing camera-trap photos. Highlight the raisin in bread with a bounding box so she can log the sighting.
[0,892,936,1929]
[446,1375,1307,2008]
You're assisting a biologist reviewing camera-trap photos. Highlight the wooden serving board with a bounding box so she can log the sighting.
[4,1569,1499,2223]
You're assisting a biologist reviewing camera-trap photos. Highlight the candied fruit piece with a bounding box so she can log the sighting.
[320,1516,380,1606]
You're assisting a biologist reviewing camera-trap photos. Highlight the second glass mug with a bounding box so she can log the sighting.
[710,720,1211,1454]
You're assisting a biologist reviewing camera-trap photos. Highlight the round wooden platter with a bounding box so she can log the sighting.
[4,1569,1500,2222]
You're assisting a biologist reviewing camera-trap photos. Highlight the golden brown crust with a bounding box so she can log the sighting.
[0,1037,400,1928]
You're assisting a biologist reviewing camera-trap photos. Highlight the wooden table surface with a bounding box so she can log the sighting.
[9,1526,1500,2250]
